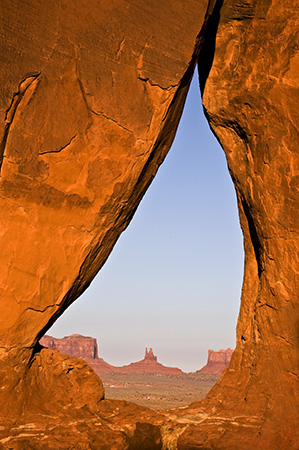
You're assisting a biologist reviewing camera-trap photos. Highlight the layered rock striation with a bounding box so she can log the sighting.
[197,348,233,374]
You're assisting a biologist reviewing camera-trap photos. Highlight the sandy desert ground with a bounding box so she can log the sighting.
[101,372,220,409]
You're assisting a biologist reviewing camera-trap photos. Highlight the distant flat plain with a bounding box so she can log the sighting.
[101,372,220,410]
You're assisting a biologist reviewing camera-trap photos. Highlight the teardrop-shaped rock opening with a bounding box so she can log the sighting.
[44,67,244,409]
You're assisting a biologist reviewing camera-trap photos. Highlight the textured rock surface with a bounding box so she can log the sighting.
[1,398,166,450]
[1,0,299,448]
[0,0,208,351]
[0,0,210,447]
[0,0,209,345]
[198,348,233,374]
[177,0,299,448]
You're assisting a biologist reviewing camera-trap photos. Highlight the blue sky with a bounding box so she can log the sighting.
[49,68,244,372]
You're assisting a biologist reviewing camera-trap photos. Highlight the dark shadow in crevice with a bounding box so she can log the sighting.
[197,0,224,94]
[240,196,263,278]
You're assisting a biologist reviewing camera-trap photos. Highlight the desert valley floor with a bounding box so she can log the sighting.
[102,372,220,410]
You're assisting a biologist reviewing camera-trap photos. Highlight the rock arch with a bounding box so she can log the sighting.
[0,0,298,448]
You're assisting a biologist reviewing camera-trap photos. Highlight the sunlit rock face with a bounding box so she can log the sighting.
[0,0,298,448]
[0,0,207,352]
[177,0,299,449]
[0,0,209,446]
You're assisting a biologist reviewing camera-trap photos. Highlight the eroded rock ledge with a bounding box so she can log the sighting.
[0,0,298,448]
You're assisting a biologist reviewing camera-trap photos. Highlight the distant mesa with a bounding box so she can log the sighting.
[40,334,233,375]
[40,334,98,359]
[40,334,117,373]
[40,335,182,375]
[197,348,233,375]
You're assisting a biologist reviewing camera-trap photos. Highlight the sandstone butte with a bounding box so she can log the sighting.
[197,348,233,375]
[40,334,183,375]
[0,0,298,449]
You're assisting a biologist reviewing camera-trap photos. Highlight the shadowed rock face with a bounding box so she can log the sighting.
[0,0,298,448]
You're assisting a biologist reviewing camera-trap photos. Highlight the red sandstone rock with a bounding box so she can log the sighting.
[0,0,208,352]
[0,0,299,448]
[177,0,299,448]
[0,1,209,445]
[197,348,233,374]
